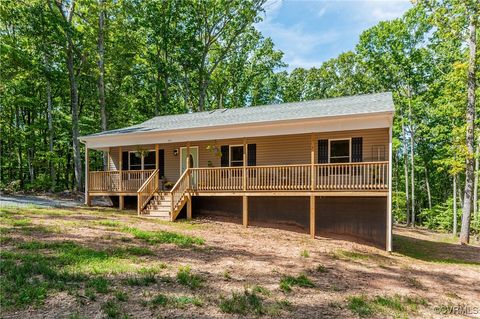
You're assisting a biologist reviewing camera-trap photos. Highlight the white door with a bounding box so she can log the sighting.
[180,146,198,174]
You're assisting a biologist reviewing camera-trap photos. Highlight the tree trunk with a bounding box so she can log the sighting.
[402,122,411,225]
[473,136,479,228]
[425,166,432,209]
[46,76,56,190]
[408,101,415,227]
[97,0,108,170]
[97,0,107,170]
[453,174,457,236]
[67,41,82,191]
[460,11,477,245]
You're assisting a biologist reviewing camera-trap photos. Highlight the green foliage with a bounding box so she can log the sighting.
[347,295,374,317]
[419,198,459,232]
[279,274,314,292]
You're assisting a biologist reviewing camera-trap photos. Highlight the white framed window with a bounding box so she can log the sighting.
[329,139,351,163]
[229,145,244,167]
[128,150,155,170]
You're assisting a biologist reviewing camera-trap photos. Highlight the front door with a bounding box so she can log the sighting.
[180,147,198,186]
[180,146,198,172]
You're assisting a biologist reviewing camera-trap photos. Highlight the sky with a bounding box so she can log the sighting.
[256,0,412,71]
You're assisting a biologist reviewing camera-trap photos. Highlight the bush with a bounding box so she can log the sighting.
[418,198,459,232]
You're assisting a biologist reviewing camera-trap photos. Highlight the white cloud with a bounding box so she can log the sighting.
[357,0,411,22]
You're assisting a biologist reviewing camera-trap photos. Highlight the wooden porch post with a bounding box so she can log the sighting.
[155,144,159,170]
[85,147,91,206]
[107,148,110,171]
[310,195,315,239]
[310,134,315,238]
[243,138,247,191]
[243,138,248,228]
[386,126,393,252]
[119,146,123,192]
[311,134,315,191]
[186,142,192,220]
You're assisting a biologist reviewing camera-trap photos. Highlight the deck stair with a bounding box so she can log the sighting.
[144,192,171,219]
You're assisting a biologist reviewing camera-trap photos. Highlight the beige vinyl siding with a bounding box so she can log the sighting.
[105,128,388,182]
[109,147,119,170]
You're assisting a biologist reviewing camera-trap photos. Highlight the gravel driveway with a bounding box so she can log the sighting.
[0,194,83,208]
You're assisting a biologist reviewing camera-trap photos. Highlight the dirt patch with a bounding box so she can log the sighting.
[1,206,479,318]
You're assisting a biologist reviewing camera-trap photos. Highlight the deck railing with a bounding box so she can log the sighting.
[88,162,388,195]
[137,169,159,214]
[89,169,155,192]
[190,161,388,192]
[170,169,190,219]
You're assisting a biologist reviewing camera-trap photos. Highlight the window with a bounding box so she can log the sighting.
[229,145,244,167]
[129,150,155,170]
[329,139,350,163]
[129,152,142,170]
[143,151,156,169]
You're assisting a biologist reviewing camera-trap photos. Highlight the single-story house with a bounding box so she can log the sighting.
[79,92,394,250]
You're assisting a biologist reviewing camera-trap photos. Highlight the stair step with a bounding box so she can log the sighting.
[147,206,171,211]
[151,200,171,205]
[148,211,171,218]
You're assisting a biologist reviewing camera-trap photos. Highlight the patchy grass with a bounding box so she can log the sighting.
[333,249,370,261]
[124,272,156,286]
[96,220,122,227]
[151,294,203,308]
[300,249,309,258]
[121,246,154,256]
[219,289,264,315]
[315,264,328,273]
[176,265,203,289]
[347,294,427,318]
[279,274,314,292]
[115,291,129,302]
[87,277,110,293]
[102,300,125,319]
[394,235,480,266]
[121,226,204,247]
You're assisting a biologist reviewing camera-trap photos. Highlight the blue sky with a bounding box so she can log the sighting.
[256,0,412,70]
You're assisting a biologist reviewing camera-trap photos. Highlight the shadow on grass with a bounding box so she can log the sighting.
[393,235,480,266]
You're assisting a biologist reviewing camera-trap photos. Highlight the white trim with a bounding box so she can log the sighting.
[387,126,393,252]
[180,146,199,174]
[229,145,244,167]
[328,138,351,163]
[82,113,393,149]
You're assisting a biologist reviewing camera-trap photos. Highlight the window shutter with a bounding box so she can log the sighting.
[317,140,328,163]
[247,144,256,166]
[221,145,229,167]
[352,137,363,162]
[158,149,165,178]
[122,151,129,170]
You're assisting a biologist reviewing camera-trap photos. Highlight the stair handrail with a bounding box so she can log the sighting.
[137,169,159,215]
[170,168,190,214]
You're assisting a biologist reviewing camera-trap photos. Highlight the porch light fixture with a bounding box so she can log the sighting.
[173,149,178,156]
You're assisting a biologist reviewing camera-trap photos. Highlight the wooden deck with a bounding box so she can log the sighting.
[87,162,389,210]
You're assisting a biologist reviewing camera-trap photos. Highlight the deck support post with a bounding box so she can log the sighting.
[386,126,393,252]
[243,195,248,227]
[119,195,124,210]
[187,193,192,220]
[310,195,315,239]
[85,147,91,206]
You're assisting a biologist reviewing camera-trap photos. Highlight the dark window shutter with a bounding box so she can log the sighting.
[158,149,165,177]
[352,137,363,162]
[122,151,129,170]
[317,140,328,163]
[247,144,256,166]
[221,145,229,167]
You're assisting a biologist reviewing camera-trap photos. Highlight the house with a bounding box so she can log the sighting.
[79,92,394,250]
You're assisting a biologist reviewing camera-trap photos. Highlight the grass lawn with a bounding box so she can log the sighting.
[1,206,479,318]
